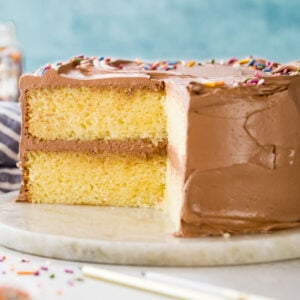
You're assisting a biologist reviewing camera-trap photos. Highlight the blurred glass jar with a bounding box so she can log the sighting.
[0,21,22,102]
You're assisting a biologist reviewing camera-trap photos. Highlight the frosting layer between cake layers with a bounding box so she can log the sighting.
[18,56,300,237]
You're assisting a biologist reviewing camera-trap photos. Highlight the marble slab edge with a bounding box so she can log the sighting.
[0,222,299,266]
[0,191,300,266]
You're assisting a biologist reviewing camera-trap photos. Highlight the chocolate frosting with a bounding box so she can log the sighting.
[18,56,300,237]
[177,76,300,236]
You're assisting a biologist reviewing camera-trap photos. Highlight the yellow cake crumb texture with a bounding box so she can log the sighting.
[26,87,166,142]
[25,151,166,208]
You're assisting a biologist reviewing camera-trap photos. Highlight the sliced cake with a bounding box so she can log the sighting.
[18,56,300,237]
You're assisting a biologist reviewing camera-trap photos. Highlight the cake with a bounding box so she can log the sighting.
[18,56,300,237]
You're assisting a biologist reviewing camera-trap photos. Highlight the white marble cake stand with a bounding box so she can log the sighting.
[0,191,299,266]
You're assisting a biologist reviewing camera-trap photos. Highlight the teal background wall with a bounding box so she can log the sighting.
[0,0,299,72]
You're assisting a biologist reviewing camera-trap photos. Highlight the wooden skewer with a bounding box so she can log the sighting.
[82,266,275,300]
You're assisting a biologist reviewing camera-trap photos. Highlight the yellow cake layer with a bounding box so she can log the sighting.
[25,151,166,207]
[26,87,166,142]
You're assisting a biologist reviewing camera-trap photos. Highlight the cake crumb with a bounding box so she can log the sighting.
[223,232,231,239]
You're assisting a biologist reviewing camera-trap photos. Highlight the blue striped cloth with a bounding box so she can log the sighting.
[0,102,21,194]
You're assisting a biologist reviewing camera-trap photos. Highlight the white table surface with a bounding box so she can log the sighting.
[0,244,299,300]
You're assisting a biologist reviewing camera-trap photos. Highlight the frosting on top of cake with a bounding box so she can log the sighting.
[34,56,300,87]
